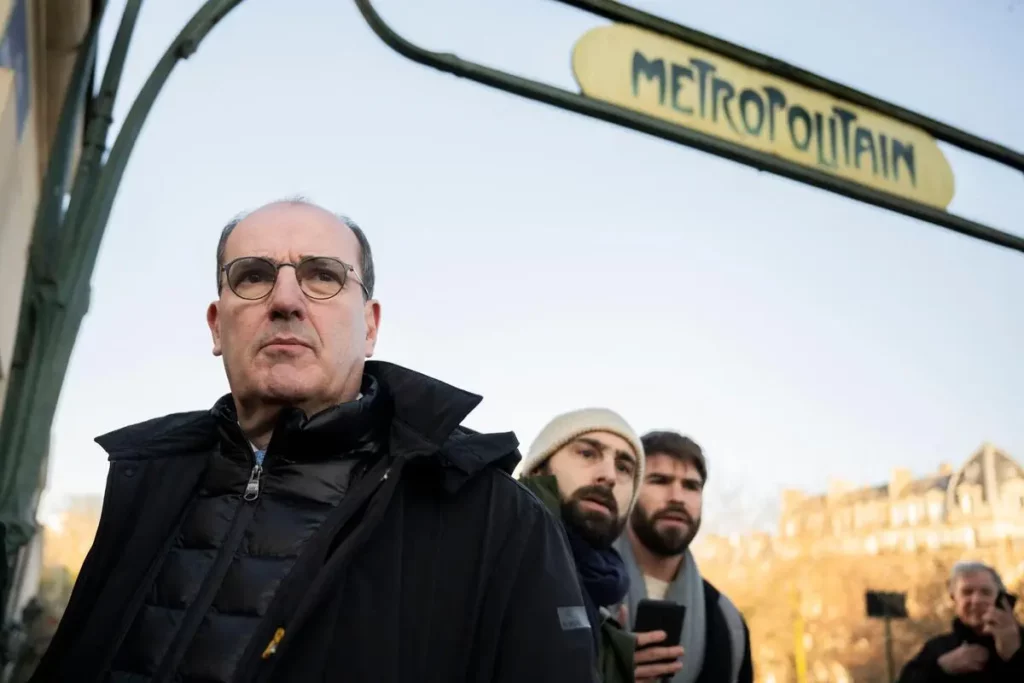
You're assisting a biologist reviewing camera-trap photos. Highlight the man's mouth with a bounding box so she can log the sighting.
[580,498,612,515]
[578,492,619,515]
[262,337,311,351]
[657,511,690,524]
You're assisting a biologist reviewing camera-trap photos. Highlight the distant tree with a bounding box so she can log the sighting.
[699,540,965,681]
[41,494,103,582]
[37,566,74,612]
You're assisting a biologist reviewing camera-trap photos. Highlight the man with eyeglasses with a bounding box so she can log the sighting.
[31,198,596,683]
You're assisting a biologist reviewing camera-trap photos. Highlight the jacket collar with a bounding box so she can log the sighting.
[518,475,563,517]
[366,360,480,448]
[210,372,388,461]
[368,361,521,484]
[96,410,219,461]
[96,361,516,474]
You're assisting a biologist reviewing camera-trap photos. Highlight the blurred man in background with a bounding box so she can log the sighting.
[519,408,684,682]
[898,561,1022,681]
[616,431,752,683]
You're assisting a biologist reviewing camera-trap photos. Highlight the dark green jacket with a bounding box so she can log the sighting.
[520,476,636,683]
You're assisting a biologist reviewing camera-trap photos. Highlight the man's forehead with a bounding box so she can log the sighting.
[646,453,700,478]
[225,202,357,260]
[956,570,998,590]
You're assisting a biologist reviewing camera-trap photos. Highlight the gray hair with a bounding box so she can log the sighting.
[215,196,375,299]
[948,561,1004,593]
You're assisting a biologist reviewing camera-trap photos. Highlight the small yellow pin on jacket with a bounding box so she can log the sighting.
[262,627,285,659]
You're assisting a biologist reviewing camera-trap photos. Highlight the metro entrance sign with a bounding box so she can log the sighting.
[355,0,1024,254]
[572,24,955,210]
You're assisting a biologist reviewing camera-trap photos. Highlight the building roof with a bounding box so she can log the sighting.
[784,446,1021,516]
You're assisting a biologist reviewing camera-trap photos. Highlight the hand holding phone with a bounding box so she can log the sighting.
[983,592,1021,662]
[633,599,685,682]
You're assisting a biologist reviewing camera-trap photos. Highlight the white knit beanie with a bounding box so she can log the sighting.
[520,408,646,514]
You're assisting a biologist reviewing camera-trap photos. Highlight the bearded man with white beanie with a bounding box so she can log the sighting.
[519,408,685,683]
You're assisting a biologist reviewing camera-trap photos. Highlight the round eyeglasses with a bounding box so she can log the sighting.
[222,256,369,301]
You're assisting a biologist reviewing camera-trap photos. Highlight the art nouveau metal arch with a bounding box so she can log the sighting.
[355,0,1024,254]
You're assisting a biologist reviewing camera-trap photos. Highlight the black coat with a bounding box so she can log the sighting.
[31,362,597,682]
[897,618,1024,682]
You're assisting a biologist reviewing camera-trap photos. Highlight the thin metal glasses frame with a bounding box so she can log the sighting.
[221,256,370,301]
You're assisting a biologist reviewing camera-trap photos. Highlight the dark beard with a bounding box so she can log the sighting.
[562,485,625,548]
[630,502,701,557]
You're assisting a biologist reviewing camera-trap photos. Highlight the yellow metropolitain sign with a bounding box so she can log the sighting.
[572,25,955,209]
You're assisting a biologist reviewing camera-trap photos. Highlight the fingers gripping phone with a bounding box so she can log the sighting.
[634,599,686,650]
[634,600,686,682]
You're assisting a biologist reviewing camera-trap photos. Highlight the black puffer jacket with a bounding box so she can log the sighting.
[897,618,1024,682]
[107,377,388,681]
[31,362,598,683]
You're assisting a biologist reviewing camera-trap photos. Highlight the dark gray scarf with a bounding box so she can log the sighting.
[614,537,706,683]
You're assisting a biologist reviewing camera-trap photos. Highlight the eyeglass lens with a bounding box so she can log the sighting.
[226,257,350,300]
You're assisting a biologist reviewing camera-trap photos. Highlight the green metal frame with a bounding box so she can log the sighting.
[0,0,248,608]
[355,0,1024,254]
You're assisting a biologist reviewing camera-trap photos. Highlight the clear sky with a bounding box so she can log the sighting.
[40,0,1024,532]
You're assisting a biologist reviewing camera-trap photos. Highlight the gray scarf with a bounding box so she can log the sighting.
[614,537,706,683]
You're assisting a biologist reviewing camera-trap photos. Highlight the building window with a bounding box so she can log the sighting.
[929,501,943,521]
[865,536,878,554]
[961,494,972,514]
[908,504,918,525]
[892,506,904,526]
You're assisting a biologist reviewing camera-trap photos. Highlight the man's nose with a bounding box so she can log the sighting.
[268,267,307,319]
[593,458,617,485]
[668,483,688,503]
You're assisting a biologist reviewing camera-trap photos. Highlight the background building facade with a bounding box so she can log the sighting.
[777,443,1024,558]
[694,445,1024,681]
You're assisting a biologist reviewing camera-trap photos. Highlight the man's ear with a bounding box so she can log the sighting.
[363,300,381,358]
[207,302,223,357]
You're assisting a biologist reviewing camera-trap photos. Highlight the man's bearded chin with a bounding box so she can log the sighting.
[562,487,626,548]
[630,503,701,557]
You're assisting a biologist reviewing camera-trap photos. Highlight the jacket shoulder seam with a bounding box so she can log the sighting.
[108,448,212,462]
[100,410,215,461]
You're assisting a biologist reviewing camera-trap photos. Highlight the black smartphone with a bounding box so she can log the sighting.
[998,591,1018,611]
[634,599,686,649]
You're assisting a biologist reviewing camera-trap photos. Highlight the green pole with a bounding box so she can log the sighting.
[0,0,249,614]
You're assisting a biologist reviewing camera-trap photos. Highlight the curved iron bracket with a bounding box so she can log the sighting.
[0,0,249,587]
[355,0,1024,254]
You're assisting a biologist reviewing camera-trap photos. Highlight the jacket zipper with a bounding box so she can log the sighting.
[255,465,393,669]
[153,445,264,682]
[244,463,263,501]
